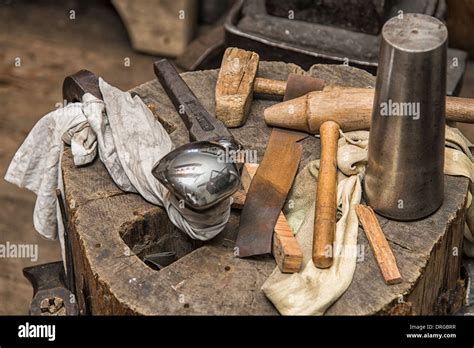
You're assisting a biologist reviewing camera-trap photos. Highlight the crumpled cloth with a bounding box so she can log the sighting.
[262,125,474,315]
[5,78,231,259]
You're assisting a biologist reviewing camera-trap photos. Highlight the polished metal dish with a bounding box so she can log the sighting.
[152,141,240,210]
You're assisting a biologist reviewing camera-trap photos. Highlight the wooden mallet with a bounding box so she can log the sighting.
[264,85,474,269]
[263,87,474,133]
[264,93,363,269]
[215,47,323,127]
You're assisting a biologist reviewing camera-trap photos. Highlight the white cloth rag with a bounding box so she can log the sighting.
[5,78,231,259]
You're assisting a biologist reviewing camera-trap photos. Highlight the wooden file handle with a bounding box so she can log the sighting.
[254,77,287,96]
[446,96,474,123]
[313,121,340,268]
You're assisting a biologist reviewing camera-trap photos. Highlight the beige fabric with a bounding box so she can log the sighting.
[262,126,473,315]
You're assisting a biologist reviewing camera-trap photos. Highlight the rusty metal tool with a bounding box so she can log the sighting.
[154,59,235,144]
[233,163,303,272]
[23,261,78,316]
[63,69,102,102]
[23,190,78,315]
[235,75,325,258]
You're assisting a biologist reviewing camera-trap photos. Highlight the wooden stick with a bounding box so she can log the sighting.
[254,77,287,95]
[312,121,340,269]
[355,205,402,285]
[232,163,303,273]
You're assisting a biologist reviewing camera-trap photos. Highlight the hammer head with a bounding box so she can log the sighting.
[283,73,325,101]
[63,69,102,103]
[215,47,259,128]
[215,47,325,128]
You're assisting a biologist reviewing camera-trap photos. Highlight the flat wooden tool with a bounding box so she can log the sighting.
[355,205,402,285]
[232,163,303,273]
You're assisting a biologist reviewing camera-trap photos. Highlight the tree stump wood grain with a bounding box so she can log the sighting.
[61,62,470,315]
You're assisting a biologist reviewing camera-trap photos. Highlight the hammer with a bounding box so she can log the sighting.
[264,86,474,269]
[215,47,323,127]
[263,87,474,133]
[264,90,367,269]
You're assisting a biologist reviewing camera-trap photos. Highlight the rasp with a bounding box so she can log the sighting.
[153,59,233,143]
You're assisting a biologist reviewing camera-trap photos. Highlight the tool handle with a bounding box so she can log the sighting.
[313,121,340,269]
[446,96,474,123]
[153,59,232,142]
[254,77,287,96]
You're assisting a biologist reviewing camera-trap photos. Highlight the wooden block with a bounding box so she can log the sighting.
[231,189,246,210]
[355,205,402,285]
[235,163,302,273]
[215,47,259,128]
[112,0,197,56]
[240,163,259,192]
[273,212,303,273]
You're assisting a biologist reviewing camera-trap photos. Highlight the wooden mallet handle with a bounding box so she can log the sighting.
[254,77,287,96]
[313,121,340,268]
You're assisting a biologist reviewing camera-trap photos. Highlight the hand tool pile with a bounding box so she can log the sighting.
[5,11,474,316]
[146,15,474,312]
[169,13,471,314]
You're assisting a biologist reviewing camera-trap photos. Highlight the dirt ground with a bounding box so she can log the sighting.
[0,0,473,315]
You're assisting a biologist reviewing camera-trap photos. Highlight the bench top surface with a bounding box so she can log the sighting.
[62,61,469,315]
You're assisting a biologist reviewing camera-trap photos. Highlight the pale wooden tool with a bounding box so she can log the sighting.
[312,121,340,269]
[215,47,323,128]
[264,87,474,133]
[232,163,303,273]
[355,205,402,285]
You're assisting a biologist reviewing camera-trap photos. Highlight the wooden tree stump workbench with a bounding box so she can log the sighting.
[61,62,470,315]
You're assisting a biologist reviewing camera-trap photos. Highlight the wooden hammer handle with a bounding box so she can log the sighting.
[254,77,287,96]
[313,121,340,268]
[446,96,474,123]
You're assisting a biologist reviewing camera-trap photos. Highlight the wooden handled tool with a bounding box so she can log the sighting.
[264,87,474,133]
[232,163,303,273]
[233,55,325,259]
[215,47,324,127]
[312,121,340,269]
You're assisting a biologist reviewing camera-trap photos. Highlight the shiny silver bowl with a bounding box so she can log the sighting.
[152,141,241,210]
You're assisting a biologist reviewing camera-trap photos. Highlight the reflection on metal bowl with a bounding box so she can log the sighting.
[152,141,241,210]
